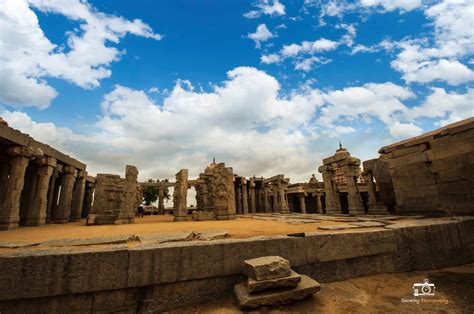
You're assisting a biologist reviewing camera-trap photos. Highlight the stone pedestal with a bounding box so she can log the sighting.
[69,170,86,222]
[24,157,57,226]
[0,146,34,230]
[53,165,76,224]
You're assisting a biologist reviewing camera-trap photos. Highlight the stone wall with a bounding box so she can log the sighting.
[0,217,472,312]
[375,117,474,215]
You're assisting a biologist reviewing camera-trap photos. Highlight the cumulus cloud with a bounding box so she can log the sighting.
[0,0,161,109]
[244,0,286,19]
[261,53,281,64]
[248,24,276,48]
[390,0,474,85]
[359,0,422,12]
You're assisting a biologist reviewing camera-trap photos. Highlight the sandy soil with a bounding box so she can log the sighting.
[0,215,358,243]
[170,264,474,313]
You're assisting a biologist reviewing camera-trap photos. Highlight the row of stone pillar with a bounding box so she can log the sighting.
[0,145,89,230]
[297,193,323,214]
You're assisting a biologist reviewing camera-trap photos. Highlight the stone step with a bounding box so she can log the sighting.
[243,256,291,281]
[235,274,321,310]
[248,269,301,293]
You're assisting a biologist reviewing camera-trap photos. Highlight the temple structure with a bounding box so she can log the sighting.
[86,165,141,225]
[0,119,94,230]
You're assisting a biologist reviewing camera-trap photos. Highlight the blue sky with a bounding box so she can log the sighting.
[0,0,473,184]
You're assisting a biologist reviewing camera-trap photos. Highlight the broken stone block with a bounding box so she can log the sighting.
[235,274,321,309]
[247,270,301,293]
[243,256,291,281]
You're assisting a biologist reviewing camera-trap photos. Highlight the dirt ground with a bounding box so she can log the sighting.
[0,215,361,244]
[171,264,474,313]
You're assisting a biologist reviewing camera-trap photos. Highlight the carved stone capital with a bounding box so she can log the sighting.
[36,156,57,168]
[62,165,76,175]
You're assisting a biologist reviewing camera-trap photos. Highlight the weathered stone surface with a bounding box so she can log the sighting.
[234,274,321,309]
[197,230,229,241]
[247,269,301,293]
[39,235,139,247]
[243,256,291,281]
[192,210,216,221]
[318,224,355,230]
[349,221,386,228]
[173,169,188,221]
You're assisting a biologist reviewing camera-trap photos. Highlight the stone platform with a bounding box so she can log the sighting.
[0,216,473,312]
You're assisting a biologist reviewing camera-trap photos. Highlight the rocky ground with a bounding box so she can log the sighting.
[170,264,474,313]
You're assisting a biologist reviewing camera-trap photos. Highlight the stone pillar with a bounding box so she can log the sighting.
[53,165,76,224]
[272,184,279,213]
[242,178,249,214]
[263,185,270,213]
[47,169,60,223]
[319,167,340,214]
[235,185,242,214]
[173,169,188,222]
[299,194,306,214]
[69,170,86,222]
[364,172,388,215]
[342,165,365,215]
[0,146,34,230]
[24,157,57,226]
[249,179,256,214]
[279,181,290,214]
[158,186,165,214]
[316,193,323,214]
[82,182,94,218]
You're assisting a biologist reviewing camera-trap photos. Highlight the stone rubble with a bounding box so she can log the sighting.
[235,255,321,309]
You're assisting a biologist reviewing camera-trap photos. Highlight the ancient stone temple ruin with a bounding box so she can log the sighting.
[173,169,189,221]
[0,119,94,230]
[87,165,141,225]
[370,117,474,216]
[195,160,236,220]
[318,144,370,215]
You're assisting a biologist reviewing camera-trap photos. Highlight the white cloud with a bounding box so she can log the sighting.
[359,0,422,12]
[248,24,276,48]
[318,82,416,137]
[295,57,330,72]
[390,0,474,85]
[388,122,423,138]
[0,0,161,109]
[261,53,281,64]
[406,88,474,126]
[244,0,286,19]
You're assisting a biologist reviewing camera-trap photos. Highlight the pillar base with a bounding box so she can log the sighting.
[324,207,341,215]
[0,222,19,230]
[174,215,188,222]
[24,218,46,226]
[368,202,388,215]
[68,218,81,222]
[349,208,366,216]
[52,218,69,224]
[217,214,236,220]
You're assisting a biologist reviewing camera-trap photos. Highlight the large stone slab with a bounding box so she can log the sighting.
[234,274,320,309]
[248,269,301,293]
[243,256,291,281]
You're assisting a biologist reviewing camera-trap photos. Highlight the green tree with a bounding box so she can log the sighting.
[143,178,158,206]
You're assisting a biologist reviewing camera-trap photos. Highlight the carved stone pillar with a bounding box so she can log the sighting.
[299,194,306,214]
[82,181,94,218]
[316,193,323,214]
[249,179,256,214]
[279,181,290,214]
[263,185,270,213]
[319,166,340,214]
[0,146,34,230]
[173,169,188,222]
[53,165,76,224]
[24,157,57,226]
[69,170,86,222]
[272,184,279,212]
[236,185,242,214]
[342,165,365,215]
[158,186,165,214]
[242,178,249,214]
[364,172,388,215]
